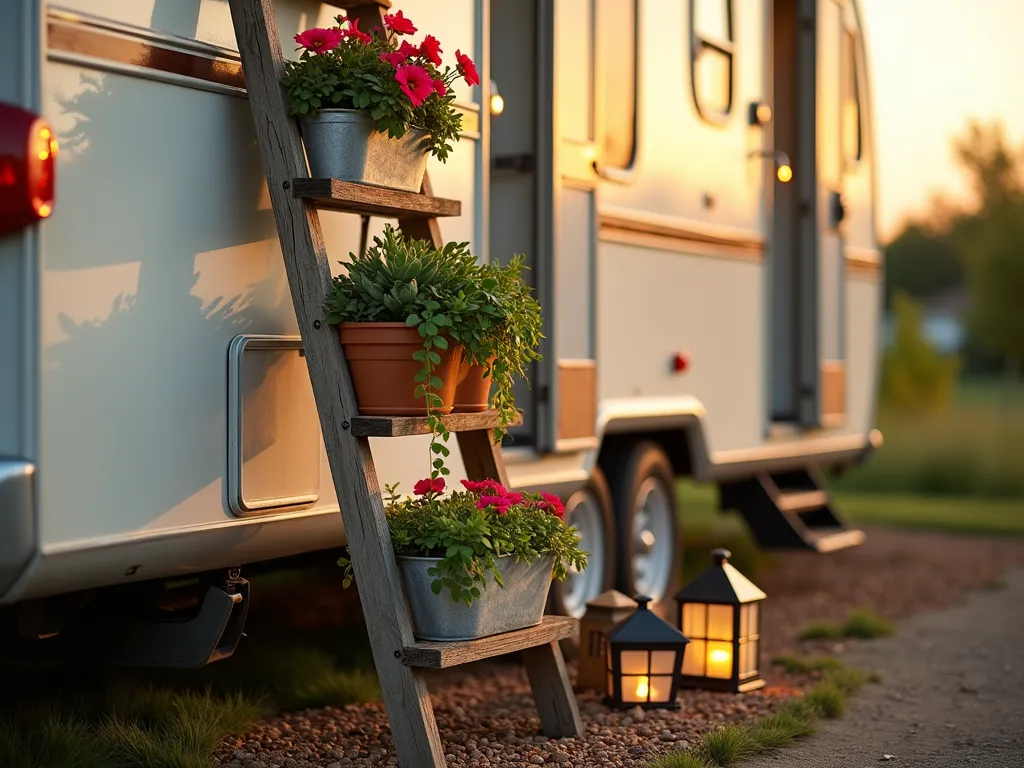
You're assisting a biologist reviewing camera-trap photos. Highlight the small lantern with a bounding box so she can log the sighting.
[577,590,638,692]
[674,548,767,693]
[604,595,689,710]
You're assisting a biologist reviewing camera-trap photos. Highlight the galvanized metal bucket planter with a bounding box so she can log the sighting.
[399,554,555,641]
[299,108,430,192]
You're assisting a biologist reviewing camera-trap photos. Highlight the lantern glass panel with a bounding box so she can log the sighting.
[621,675,675,703]
[706,640,733,679]
[682,639,705,676]
[682,602,706,637]
[739,640,750,677]
[707,604,734,640]
[649,676,674,702]
[621,650,649,675]
[744,638,759,677]
[748,603,758,635]
[650,650,677,675]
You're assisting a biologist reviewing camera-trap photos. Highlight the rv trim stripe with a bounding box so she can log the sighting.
[44,7,481,137]
[599,212,766,263]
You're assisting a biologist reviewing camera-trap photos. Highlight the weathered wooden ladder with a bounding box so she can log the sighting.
[227,1,583,765]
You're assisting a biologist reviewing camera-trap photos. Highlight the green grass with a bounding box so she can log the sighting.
[833,378,1024,499]
[0,689,264,768]
[837,492,1024,537]
[798,608,894,641]
[0,563,381,766]
[642,662,875,768]
[771,655,845,675]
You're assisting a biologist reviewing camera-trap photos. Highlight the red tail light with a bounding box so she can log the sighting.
[0,103,57,236]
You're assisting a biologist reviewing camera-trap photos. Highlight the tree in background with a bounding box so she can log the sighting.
[881,291,960,415]
[952,121,1024,387]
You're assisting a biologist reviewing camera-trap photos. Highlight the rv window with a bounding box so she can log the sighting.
[597,0,638,169]
[691,0,734,123]
[842,28,862,163]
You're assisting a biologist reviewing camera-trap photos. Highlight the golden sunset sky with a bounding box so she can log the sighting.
[859,0,1024,241]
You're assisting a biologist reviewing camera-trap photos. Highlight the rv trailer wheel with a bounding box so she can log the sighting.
[611,443,680,607]
[548,468,616,620]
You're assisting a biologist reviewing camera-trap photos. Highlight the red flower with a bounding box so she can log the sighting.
[379,51,408,67]
[294,27,343,54]
[394,64,433,107]
[477,495,511,514]
[398,40,420,59]
[419,34,443,66]
[384,10,417,35]
[455,49,480,86]
[432,78,447,96]
[539,491,565,518]
[504,492,525,505]
[413,477,445,496]
[461,479,507,496]
[340,18,371,44]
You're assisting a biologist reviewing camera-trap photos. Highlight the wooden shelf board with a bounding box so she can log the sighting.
[352,409,522,438]
[292,179,461,219]
[402,616,579,669]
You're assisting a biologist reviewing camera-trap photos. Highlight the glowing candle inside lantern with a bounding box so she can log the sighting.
[707,646,732,679]
[635,676,649,699]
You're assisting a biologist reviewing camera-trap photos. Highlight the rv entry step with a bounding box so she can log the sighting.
[718,469,864,553]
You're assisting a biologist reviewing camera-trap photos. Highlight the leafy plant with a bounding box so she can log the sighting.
[339,478,587,605]
[324,225,543,474]
[282,10,478,161]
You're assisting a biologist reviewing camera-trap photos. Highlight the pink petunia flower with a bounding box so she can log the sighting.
[294,27,343,54]
[413,477,445,496]
[384,10,417,35]
[419,34,443,66]
[380,51,408,67]
[398,40,420,59]
[539,491,565,518]
[432,78,447,96]
[503,492,525,505]
[461,479,507,496]
[340,18,371,44]
[394,64,433,107]
[455,49,480,86]
[477,495,511,514]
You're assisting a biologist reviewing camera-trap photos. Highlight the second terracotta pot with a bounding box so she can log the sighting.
[453,357,496,413]
[339,322,463,416]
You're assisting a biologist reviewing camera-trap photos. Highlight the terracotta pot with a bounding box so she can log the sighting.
[338,322,463,416]
[453,357,496,413]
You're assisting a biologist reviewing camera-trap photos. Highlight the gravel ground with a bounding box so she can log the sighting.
[743,567,1024,767]
[216,527,1024,768]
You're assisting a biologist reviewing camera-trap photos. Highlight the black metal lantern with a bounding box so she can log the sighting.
[674,548,767,693]
[604,595,689,710]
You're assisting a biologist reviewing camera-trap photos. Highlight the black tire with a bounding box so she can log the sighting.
[548,467,617,619]
[608,442,682,610]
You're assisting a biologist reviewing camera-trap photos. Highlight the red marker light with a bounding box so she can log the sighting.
[0,103,57,235]
[672,352,689,374]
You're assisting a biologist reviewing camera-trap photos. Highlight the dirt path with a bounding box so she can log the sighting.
[744,569,1024,768]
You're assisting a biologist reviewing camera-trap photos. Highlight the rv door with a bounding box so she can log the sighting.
[535,0,599,453]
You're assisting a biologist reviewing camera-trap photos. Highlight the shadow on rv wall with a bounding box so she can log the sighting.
[40,0,292,536]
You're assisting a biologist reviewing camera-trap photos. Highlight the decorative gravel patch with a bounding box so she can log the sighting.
[216,527,1024,768]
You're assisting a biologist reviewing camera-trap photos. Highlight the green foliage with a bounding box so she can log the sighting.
[324,225,543,473]
[881,291,961,414]
[771,655,845,675]
[801,682,847,719]
[282,17,464,160]
[0,688,262,768]
[702,726,759,766]
[263,649,380,710]
[798,608,893,641]
[341,481,586,605]
[645,753,714,768]
[798,621,843,640]
[841,608,894,639]
[884,222,964,309]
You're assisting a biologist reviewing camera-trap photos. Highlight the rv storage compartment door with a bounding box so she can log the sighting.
[227,335,321,515]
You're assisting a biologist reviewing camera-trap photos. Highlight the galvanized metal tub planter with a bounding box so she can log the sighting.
[399,554,555,641]
[299,108,430,192]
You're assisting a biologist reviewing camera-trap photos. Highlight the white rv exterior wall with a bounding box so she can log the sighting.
[15,1,484,602]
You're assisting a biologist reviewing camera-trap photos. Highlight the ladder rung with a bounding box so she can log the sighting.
[401,616,578,669]
[292,179,461,219]
[352,409,522,437]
